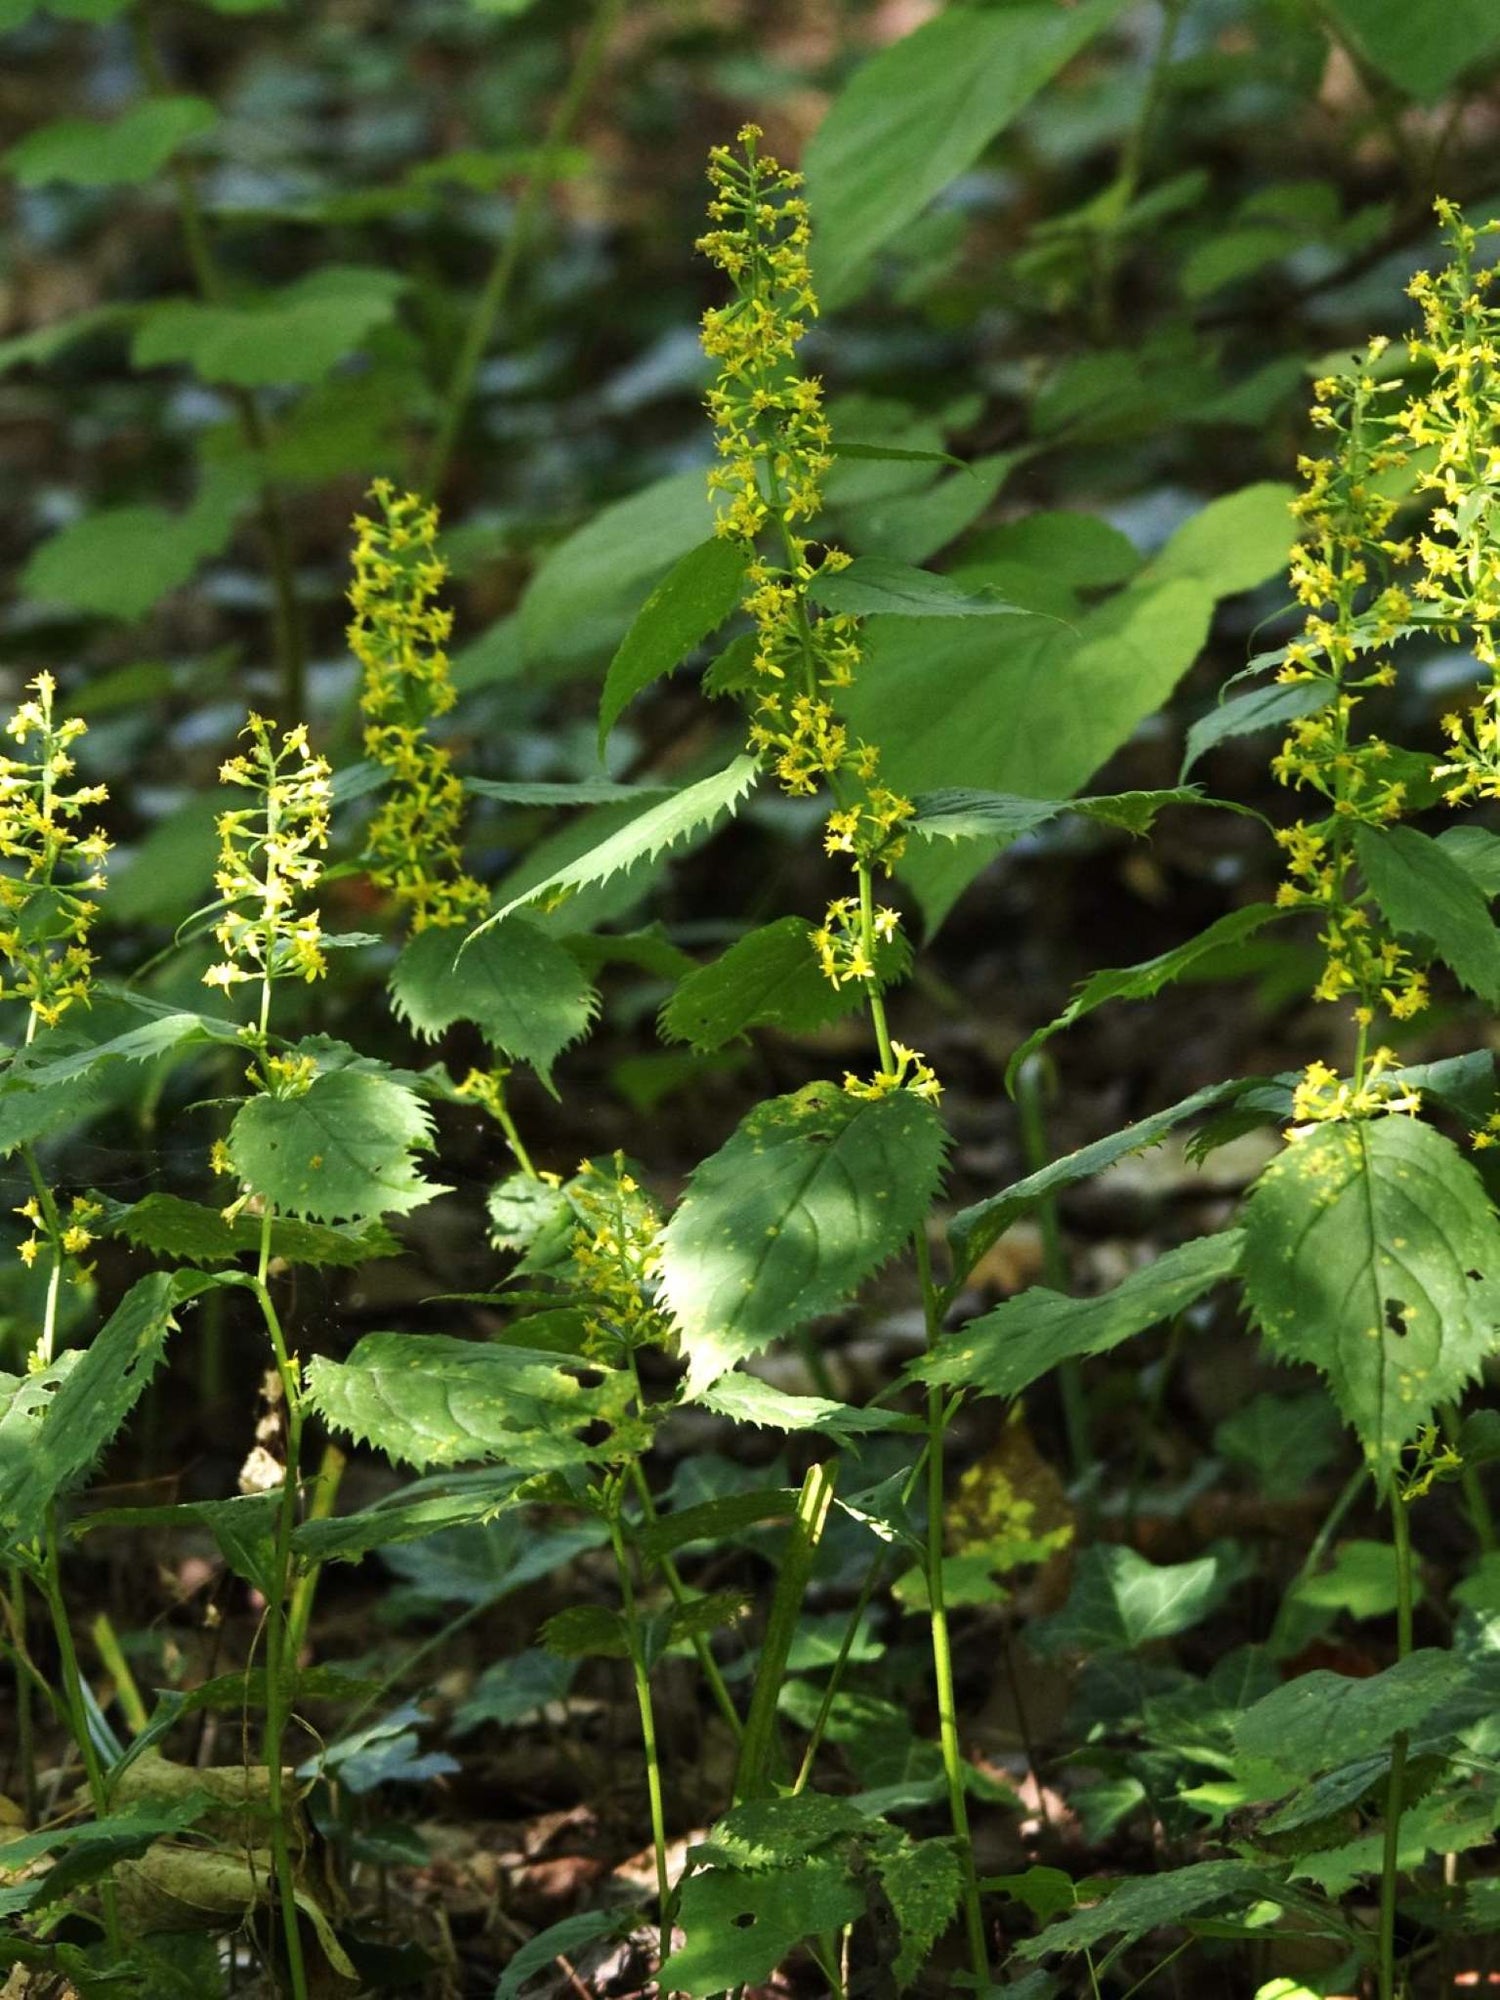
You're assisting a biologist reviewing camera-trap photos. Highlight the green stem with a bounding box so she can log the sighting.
[1015,1055,1090,1485]
[6,1569,38,1824]
[608,1509,672,1960]
[41,1513,122,1959]
[627,1459,743,1744]
[1379,1488,1416,2000]
[423,0,624,496]
[1441,1403,1496,1553]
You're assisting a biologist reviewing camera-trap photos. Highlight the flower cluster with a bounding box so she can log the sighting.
[205,715,331,995]
[0,674,110,1030]
[568,1157,672,1360]
[1287,1048,1422,1131]
[843,1040,942,1104]
[15,1192,102,1277]
[699,128,936,1099]
[349,480,488,931]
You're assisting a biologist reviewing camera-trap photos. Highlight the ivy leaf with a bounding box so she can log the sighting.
[806,556,1027,620]
[227,1069,442,1224]
[805,0,1135,303]
[1006,905,1285,1086]
[391,916,597,1085]
[1013,1859,1285,1961]
[96,1192,400,1269]
[1355,823,1500,1004]
[916,1231,1243,1400]
[132,269,405,387]
[0,1272,200,1552]
[483,754,760,929]
[6,96,217,187]
[598,535,747,750]
[1030,1545,1231,1657]
[909,785,1207,844]
[1240,1117,1500,1485]
[659,1081,948,1393]
[304,1332,623,1472]
[947,1079,1250,1279]
[659,915,910,1053]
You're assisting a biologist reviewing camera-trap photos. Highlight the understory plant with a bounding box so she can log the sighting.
[8,73,1500,2000]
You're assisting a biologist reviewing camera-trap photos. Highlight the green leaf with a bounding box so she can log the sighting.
[659,915,909,1053]
[1030,1545,1232,1657]
[909,785,1204,844]
[916,1231,1243,1400]
[466,776,674,808]
[1214,1391,1344,1491]
[1235,1649,1470,1785]
[6,96,217,187]
[16,1009,236,1089]
[838,448,1025,565]
[495,1912,627,2000]
[487,1172,570,1254]
[72,1493,279,1596]
[1241,1117,1500,1484]
[520,468,715,666]
[304,1332,621,1472]
[132,269,405,387]
[1014,1860,1283,1961]
[482,754,760,928]
[948,1079,1249,1280]
[1355,822,1500,1003]
[97,1192,400,1269]
[695,1374,915,1439]
[805,0,1135,303]
[1438,824,1500,899]
[0,304,132,376]
[1140,483,1295,597]
[659,1080,948,1393]
[806,556,1027,620]
[666,1858,863,1995]
[21,457,255,621]
[1324,0,1500,101]
[227,1068,441,1224]
[291,1470,526,1563]
[1182,679,1332,777]
[879,1837,964,1988]
[0,1802,209,1920]
[0,1272,197,1552]
[452,1649,578,1736]
[391,916,597,1084]
[598,535,747,749]
[1291,1540,1401,1620]
[1006,905,1285,1086]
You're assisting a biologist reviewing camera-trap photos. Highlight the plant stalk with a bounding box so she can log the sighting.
[1378,1487,1416,2000]
[608,1510,673,1964]
[42,1513,123,1959]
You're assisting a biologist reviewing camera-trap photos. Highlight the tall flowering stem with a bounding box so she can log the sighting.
[207,713,334,2000]
[698,127,983,1978]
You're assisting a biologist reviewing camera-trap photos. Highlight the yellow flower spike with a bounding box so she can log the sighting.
[348,483,488,931]
[205,714,332,997]
[0,673,111,1032]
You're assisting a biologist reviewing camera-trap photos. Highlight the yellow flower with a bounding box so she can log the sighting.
[205,714,331,995]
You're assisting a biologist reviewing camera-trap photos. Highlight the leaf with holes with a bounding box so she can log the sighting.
[1240,1117,1500,1485]
[391,915,597,1084]
[915,1231,1242,1400]
[227,1069,441,1224]
[659,1080,948,1393]
[0,1272,201,1553]
[304,1333,625,1472]
[659,916,910,1052]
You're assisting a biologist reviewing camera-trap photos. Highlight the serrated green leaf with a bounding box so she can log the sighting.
[1355,822,1500,1003]
[391,915,597,1083]
[291,1470,526,1563]
[805,0,1135,304]
[695,1373,915,1439]
[1006,905,1285,1086]
[879,1836,964,1989]
[96,1192,399,1269]
[304,1332,621,1472]
[6,96,217,187]
[909,785,1205,844]
[947,1079,1250,1280]
[482,754,760,929]
[133,268,405,387]
[21,458,256,621]
[916,1231,1242,1400]
[660,1080,948,1393]
[1030,1545,1231,1657]
[666,1856,864,1995]
[1437,823,1500,898]
[465,776,675,807]
[227,1068,440,1223]
[1181,678,1332,777]
[1240,1117,1500,1484]
[659,915,909,1052]
[487,1172,570,1254]
[1014,1859,1284,1961]
[598,535,747,749]
[806,556,1026,620]
[0,1272,197,1552]
[1235,1649,1470,1786]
